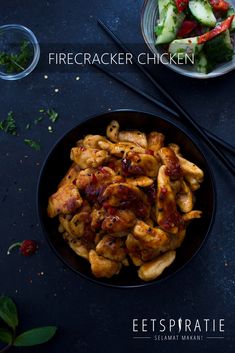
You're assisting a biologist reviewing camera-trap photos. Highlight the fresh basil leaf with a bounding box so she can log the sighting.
[0,328,13,344]
[13,326,57,347]
[0,296,18,330]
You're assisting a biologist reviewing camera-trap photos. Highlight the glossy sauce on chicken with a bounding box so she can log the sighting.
[47,120,204,281]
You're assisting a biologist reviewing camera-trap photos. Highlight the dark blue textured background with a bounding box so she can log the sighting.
[0,1,234,352]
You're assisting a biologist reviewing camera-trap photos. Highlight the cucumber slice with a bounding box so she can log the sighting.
[195,51,214,73]
[168,36,203,58]
[158,0,172,20]
[189,0,216,27]
[155,2,185,44]
[204,30,234,63]
[227,7,235,31]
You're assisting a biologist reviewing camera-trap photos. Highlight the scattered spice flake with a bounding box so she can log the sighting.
[24,138,41,151]
[0,111,17,135]
[54,88,59,93]
[25,123,31,130]
[48,125,53,133]
[76,76,80,80]
[37,271,44,276]
[44,75,48,79]
[47,109,59,123]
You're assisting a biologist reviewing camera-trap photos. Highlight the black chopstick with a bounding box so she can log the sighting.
[98,19,235,156]
[93,63,178,117]
[97,19,235,176]
[203,129,235,155]
[93,62,235,156]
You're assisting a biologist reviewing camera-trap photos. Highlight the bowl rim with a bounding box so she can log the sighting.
[140,0,235,79]
[0,24,40,81]
[37,109,217,289]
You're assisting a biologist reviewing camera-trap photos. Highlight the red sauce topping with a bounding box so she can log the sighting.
[145,149,154,156]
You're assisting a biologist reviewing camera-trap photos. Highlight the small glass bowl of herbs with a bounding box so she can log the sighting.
[0,24,40,80]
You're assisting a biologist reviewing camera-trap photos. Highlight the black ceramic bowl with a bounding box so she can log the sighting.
[37,110,216,288]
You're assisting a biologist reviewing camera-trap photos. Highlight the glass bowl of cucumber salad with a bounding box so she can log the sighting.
[141,0,235,78]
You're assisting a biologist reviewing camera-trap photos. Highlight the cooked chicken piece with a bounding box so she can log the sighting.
[81,134,108,149]
[125,234,143,266]
[156,165,183,234]
[119,130,147,148]
[158,147,182,180]
[147,131,165,153]
[142,228,186,261]
[89,250,122,278]
[75,168,94,189]
[126,176,154,187]
[96,235,126,262]
[91,208,106,231]
[59,200,91,238]
[101,183,151,219]
[133,220,169,249]
[170,180,182,194]
[168,229,186,250]
[184,175,202,191]
[133,226,185,262]
[76,167,116,190]
[58,214,72,233]
[170,149,204,188]
[98,140,145,158]
[182,210,202,222]
[106,157,123,175]
[58,163,81,188]
[70,146,109,169]
[102,209,136,236]
[59,214,84,238]
[63,232,90,260]
[122,151,160,178]
[48,184,83,218]
[126,230,163,264]
[178,156,204,182]
[138,250,176,281]
[177,180,194,213]
[145,218,154,227]
[69,211,90,236]
[168,143,181,155]
[170,145,203,189]
[106,120,120,142]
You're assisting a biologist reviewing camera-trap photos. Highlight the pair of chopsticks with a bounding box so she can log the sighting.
[93,19,235,176]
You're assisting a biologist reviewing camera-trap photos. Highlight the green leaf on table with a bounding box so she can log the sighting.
[24,138,41,151]
[0,296,18,330]
[47,109,59,123]
[13,326,57,347]
[0,111,17,135]
[0,327,13,344]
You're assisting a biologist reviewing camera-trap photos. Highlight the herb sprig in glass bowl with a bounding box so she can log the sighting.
[0,24,40,81]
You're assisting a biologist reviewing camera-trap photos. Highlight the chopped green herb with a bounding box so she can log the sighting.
[47,109,59,123]
[34,116,44,125]
[0,111,17,135]
[0,41,32,74]
[39,109,45,113]
[24,139,40,151]
[25,123,31,130]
